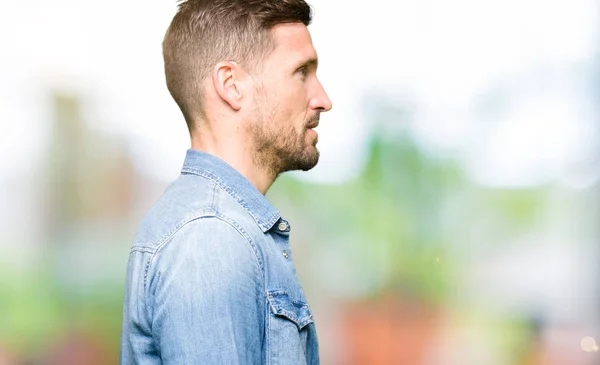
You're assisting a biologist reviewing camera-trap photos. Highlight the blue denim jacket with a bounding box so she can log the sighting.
[121,149,319,364]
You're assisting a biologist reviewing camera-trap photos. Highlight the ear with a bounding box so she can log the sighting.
[212,61,243,111]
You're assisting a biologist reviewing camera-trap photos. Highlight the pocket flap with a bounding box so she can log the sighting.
[267,291,314,330]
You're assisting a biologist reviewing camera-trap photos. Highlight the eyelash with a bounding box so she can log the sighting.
[297,66,309,77]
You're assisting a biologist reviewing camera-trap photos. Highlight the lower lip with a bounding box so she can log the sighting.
[307,128,318,137]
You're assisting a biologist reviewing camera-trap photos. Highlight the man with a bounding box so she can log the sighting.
[120,0,332,364]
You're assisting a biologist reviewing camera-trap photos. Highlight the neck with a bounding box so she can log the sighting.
[191,134,276,195]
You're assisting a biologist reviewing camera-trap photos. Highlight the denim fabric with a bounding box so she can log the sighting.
[120,149,319,365]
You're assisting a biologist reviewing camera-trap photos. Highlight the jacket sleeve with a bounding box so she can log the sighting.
[147,217,265,364]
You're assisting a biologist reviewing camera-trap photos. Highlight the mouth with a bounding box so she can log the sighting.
[306,118,319,129]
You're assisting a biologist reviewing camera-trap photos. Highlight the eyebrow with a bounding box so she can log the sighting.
[295,57,319,70]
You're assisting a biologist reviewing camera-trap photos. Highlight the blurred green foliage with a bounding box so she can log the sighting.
[0,251,123,360]
[271,131,465,303]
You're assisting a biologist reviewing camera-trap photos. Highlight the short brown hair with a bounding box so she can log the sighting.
[163,0,312,127]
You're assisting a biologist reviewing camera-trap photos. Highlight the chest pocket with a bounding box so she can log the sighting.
[266,291,318,365]
[267,291,313,329]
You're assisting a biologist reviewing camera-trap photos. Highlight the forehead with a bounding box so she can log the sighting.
[267,22,317,66]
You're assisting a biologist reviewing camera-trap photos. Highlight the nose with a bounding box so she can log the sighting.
[310,80,332,112]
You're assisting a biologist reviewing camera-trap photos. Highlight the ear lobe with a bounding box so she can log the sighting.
[213,61,242,111]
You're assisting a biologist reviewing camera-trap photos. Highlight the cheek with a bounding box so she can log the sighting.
[287,87,310,115]
[261,79,309,122]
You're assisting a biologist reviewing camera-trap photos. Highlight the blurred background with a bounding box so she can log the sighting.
[1,0,599,364]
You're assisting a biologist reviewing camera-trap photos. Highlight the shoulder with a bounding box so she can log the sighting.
[147,216,265,300]
[158,215,249,255]
[153,216,263,278]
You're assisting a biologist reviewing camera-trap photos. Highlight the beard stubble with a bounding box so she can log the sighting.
[249,112,320,179]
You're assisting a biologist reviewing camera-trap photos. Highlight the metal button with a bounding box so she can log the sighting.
[282,250,289,259]
[278,222,288,231]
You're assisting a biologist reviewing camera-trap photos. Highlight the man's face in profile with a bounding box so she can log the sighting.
[246,22,332,175]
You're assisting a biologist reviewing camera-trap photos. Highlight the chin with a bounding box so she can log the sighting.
[300,150,320,171]
[300,160,319,171]
[282,149,319,173]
